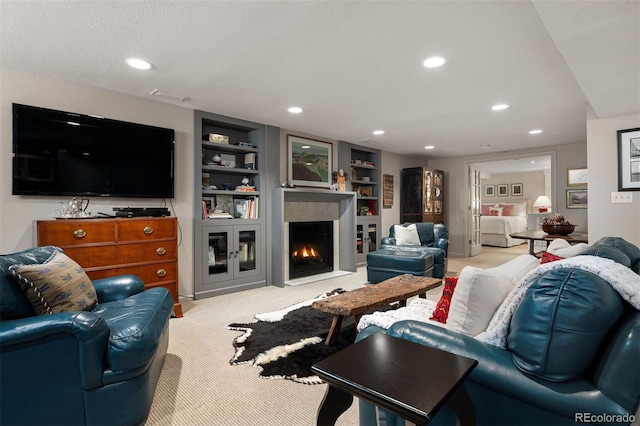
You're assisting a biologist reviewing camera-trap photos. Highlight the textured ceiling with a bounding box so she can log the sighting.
[1,1,638,161]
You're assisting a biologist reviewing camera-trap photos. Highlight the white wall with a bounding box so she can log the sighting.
[0,68,195,297]
[587,112,640,245]
[481,171,546,205]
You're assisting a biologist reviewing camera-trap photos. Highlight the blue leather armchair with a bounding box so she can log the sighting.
[383,223,448,277]
[0,246,173,426]
[358,237,640,425]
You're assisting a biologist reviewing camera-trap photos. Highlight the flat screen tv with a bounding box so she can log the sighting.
[12,103,175,198]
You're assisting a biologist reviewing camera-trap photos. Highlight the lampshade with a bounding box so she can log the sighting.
[533,195,552,212]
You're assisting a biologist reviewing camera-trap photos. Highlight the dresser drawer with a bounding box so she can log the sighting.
[117,219,176,241]
[86,262,177,286]
[37,220,116,246]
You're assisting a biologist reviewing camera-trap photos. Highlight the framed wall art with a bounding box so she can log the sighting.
[567,167,588,186]
[287,135,332,188]
[383,174,394,208]
[617,127,640,191]
[497,184,508,197]
[484,185,495,197]
[511,183,523,196]
[567,189,588,209]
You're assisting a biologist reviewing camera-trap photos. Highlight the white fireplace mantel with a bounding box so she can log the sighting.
[271,188,357,286]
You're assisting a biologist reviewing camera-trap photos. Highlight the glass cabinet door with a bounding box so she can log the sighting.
[356,224,364,255]
[367,223,377,253]
[236,229,257,275]
[204,228,231,282]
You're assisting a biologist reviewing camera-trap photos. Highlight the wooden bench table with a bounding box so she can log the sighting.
[311,274,442,345]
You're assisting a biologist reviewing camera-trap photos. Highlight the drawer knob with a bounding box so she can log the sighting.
[73,229,87,238]
[156,247,167,256]
[143,226,154,235]
[156,268,167,277]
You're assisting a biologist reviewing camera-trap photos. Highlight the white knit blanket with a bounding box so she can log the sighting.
[356,298,445,332]
[475,255,640,348]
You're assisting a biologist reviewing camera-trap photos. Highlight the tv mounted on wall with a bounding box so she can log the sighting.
[12,103,175,198]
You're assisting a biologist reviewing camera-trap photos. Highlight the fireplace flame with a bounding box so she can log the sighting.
[292,245,322,261]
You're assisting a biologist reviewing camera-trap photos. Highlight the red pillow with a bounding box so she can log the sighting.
[500,204,515,216]
[540,251,565,264]
[430,276,458,324]
[481,204,492,216]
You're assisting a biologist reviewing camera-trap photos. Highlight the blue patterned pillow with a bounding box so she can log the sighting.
[9,251,97,315]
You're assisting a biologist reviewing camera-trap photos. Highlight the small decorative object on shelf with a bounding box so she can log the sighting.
[541,214,576,235]
[333,168,348,191]
[208,133,229,144]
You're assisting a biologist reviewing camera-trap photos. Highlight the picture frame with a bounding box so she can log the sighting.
[567,167,588,186]
[511,183,523,196]
[497,184,508,197]
[617,128,640,191]
[567,189,588,209]
[484,185,495,197]
[287,135,332,188]
[383,174,394,208]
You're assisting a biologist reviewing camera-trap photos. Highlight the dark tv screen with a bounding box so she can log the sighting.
[12,103,175,198]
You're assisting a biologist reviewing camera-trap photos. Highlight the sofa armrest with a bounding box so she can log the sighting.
[381,237,396,246]
[433,237,448,253]
[387,320,630,418]
[0,311,110,389]
[93,274,145,303]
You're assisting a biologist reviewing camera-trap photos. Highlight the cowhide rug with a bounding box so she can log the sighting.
[227,289,392,384]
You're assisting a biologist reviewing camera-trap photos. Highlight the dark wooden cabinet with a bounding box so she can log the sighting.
[401,167,444,224]
[36,217,182,317]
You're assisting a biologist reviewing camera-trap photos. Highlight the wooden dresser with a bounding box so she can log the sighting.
[36,217,182,317]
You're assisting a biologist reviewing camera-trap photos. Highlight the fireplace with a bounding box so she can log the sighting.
[289,221,334,279]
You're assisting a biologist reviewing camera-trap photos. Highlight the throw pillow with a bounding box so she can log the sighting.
[499,204,515,216]
[446,266,514,337]
[9,251,98,315]
[540,251,565,264]
[489,207,503,216]
[394,224,421,246]
[485,254,539,285]
[481,204,494,216]
[430,276,458,323]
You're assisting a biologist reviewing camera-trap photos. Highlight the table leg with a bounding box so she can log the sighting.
[528,240,536,256]
[448,383,476,426]
[325,315,344,345]
[316,385,354,426]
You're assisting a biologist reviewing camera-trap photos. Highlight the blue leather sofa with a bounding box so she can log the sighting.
[0,246,173,426]
[367,223,448,283]
[358,237,640,425]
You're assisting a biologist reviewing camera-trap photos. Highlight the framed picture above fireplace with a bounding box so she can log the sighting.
[287,135,332,188]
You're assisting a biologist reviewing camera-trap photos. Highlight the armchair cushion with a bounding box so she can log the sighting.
[508,268,624,382]
[9,251,98,315]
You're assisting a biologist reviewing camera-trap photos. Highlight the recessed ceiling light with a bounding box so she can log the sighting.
[529,129,542,134]
[288,106,303,114]
[422,56,446,68]
[125,58,153,70]
[491,104,509,111]
[373,130,385,135]
[424,145,435,150]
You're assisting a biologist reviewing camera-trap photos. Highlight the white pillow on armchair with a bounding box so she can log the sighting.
[394,224,421,246]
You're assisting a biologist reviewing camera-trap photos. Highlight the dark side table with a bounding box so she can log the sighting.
[311,333,478,426]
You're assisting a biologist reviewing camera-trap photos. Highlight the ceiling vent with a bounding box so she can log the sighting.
[150,89,189,102]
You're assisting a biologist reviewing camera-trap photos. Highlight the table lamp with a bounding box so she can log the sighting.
[533,195,552,212]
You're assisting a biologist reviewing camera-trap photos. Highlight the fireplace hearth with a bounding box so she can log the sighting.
[289,221,334,279]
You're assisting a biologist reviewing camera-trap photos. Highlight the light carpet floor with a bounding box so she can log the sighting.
[145,245,528,425]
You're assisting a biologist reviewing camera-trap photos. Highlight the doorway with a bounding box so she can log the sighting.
[467,153,555,256]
